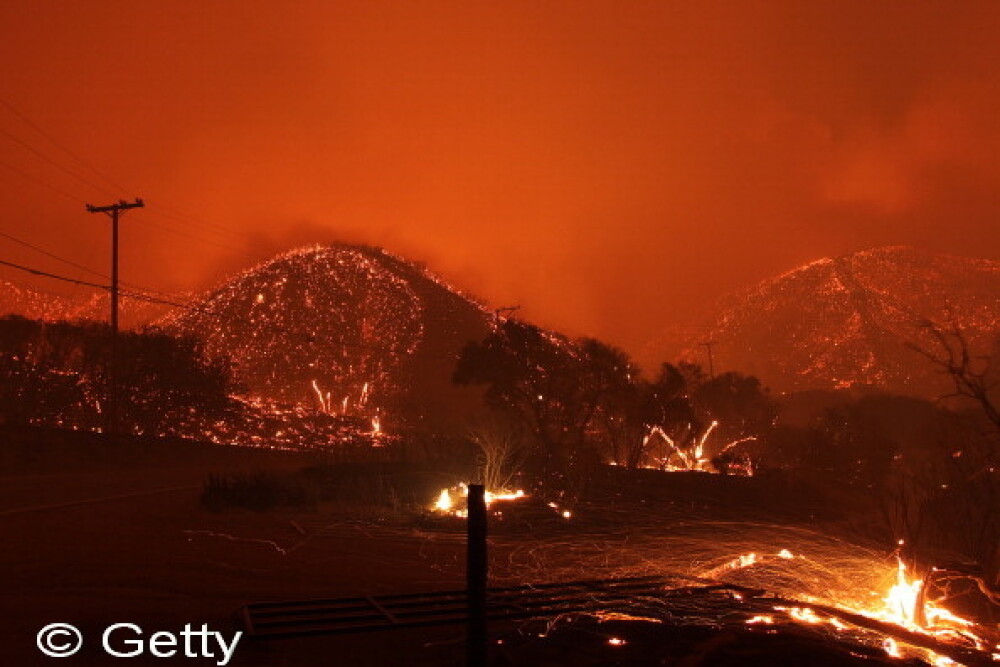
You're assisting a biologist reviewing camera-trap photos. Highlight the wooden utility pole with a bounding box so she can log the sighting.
[492,305,519,326]
[701,340,716,379]
[86,198,144,438]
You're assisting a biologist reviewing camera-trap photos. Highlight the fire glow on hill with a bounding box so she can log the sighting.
[167,245,426,412]
[1,244,491,448]
[165,244,490,439]
[678,247,1000,396]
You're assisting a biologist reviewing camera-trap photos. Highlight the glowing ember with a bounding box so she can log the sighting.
[638,421,756,475]
[676,247,1000,395]
[746,615,775,625]
[545,501,574,520]
[705,545,992,663]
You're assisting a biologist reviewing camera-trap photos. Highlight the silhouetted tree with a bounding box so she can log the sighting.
[692,371,777,448]
[453,320,627,493]
[640,365,776,472]
[907,324,999,591]
[602,363,701,469]
[0,315,237,435]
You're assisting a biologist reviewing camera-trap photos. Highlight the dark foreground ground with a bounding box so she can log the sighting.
[2,427,992,666]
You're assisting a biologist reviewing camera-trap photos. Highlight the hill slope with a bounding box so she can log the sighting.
[669,247,1000,395]
[0,279,93,321]
[166,244,491,429]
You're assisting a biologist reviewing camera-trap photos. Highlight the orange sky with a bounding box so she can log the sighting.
[2,2,999,362]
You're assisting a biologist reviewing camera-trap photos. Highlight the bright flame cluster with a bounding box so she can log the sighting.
[634,421,756,475]
[432,483,527,518]
[709,547,990,664]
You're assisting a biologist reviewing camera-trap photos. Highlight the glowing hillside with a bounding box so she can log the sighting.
[167,244,491,428]
[672,247,1000,395]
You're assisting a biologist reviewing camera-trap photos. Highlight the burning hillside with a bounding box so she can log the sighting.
[0,278,93,322]
[0,277,172,328]
[667,247,1000,396]
[166,244,491,430]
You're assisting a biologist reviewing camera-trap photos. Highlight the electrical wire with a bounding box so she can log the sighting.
[0,99,251,251]
[0,256,424,356]
[0,158,88,204]
[0,97,128,193]
[0,126,117,198]
[0,229,108,280]
[0,228,180,298]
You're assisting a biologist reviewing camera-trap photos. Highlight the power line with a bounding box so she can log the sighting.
[0,162,241,256]
[0,229,108,280]
[0,227,183,299]
[0,97,128,193]
[146,201,255,244]
[0,257,108,291]
[0,158,88,203]
[0,126,117,198]
[134,209,246,253]
[0,257,200,312]
[0,256,423,356]
[2,97,251,242]
[0,100,249,251]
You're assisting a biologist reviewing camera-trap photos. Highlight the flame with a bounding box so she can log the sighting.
[883,637,902,658]
[638,421,755,475]
[430,484,527,517]
[777,606,824,625]
[882,558,923,628]
[434,489,453,512]
[719,547,989,662]
[746,615,775,625]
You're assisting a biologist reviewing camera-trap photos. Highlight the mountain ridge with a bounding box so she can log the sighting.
[668,246,1000,395]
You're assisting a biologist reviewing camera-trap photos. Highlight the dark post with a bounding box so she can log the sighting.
[701,340,716,379]
[86,198,144,438]
[109,206,119,435]
[466,483,488,667]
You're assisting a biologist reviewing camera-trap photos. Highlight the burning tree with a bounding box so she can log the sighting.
[455,321,776,482]
[599,363,775,473]
[593,363,690,469]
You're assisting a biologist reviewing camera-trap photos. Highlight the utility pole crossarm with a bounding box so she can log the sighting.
[85,198,144,215]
